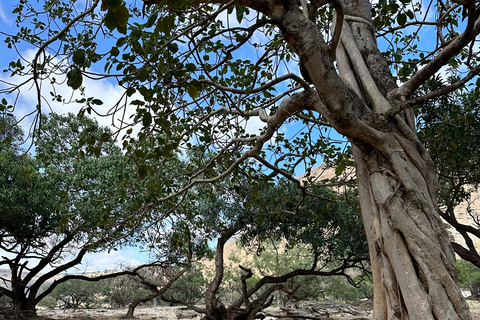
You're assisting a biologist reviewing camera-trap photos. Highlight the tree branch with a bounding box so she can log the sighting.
[394,10,480,98]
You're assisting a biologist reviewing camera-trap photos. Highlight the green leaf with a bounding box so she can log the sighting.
[91,99,103,105]
[104,10,117,31]
[66,69,83,90]
[406,10,415,19]
[110,47,120,56]
[100,132,111,140]
[142,112,152,127]
[103,0,122,9]
[335,163,345,176]
[397,13,407,26]
[170,0,186,9]
[168,43,179,53]
[72,49,86,65]
[114,5,129,27]
[135,149,145,158]
[185,63,196,72]
[86,135,96,145]
[235,5,249,24]
[138,164,150,180]
[187,83,199,99]
[137,67,150,82]
[146,12,158,28]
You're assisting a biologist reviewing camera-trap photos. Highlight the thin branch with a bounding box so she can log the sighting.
[386,65,480,118]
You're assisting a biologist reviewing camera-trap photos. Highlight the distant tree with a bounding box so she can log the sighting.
[417,77,480,267]
[161,173,367,320]
[0,113,148,316]
[123,225,202,318]
[456,260,480,295]
[101,274,149,308]
[49,279,101,310]
[243,241,370,306]
[162,266,207,306]
[0,114,23,152]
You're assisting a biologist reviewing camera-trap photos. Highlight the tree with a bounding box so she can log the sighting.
[48,279,101,311]
[3,0,480,318]
[243,241,371,306]
[123,225,201,318]
[0,113,147,316]
[101,274,150,308]
[162,266,207,306]
[456,260,480,298]
[417,77,480,268]
[124,266,193,318]
[160,175,367,320]
[0,114,24,152]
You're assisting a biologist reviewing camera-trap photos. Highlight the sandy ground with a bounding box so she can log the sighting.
[37,305,371,320]
[32,300,480,320]
[38,307,201,320]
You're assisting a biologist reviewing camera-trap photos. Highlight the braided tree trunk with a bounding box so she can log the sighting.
[271,0,472,318]
[338,5,470,318]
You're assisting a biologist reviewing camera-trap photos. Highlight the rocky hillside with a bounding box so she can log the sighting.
[299,164,480,253]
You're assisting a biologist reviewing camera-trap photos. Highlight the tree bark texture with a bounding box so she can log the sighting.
[259,0,473,318]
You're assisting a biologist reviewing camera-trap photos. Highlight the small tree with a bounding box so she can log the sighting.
[48,279,101,311]
[101,275,150,308]
[418,78,480,268]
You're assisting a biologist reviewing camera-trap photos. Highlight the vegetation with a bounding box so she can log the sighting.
[2,0,480,318]
[417,77,480,268]
[0,113,151,315]
[46,279,102,310]
[156,175,367,319]
[456,260,480,298]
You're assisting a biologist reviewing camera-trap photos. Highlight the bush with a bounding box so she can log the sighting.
[456,260,480,288]
[456,259,480,298]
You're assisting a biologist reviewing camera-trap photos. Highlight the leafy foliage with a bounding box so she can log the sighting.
[101,275,151,308]
[0,147,62,243]
[0,113,146,313]
[163,266,207,304]
[47,279,102,310]
[418,77,480,208]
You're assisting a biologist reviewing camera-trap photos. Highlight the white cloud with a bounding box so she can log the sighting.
[1,48,141,144]
[80,248,148,272]
[0,2,13,25]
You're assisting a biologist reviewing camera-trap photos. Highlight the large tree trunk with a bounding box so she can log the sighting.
[353,144,470,319]
[267,0,473,318]
[10,294,37,319]
[335,3,471,317]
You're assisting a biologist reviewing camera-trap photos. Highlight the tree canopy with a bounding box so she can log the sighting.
[0,113,150,314]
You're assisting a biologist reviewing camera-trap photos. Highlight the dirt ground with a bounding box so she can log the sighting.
[38,306,200,320]
[32,300,480,320]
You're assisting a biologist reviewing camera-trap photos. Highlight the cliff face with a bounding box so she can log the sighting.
[299,164,480,254]
[449,190,480,249]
